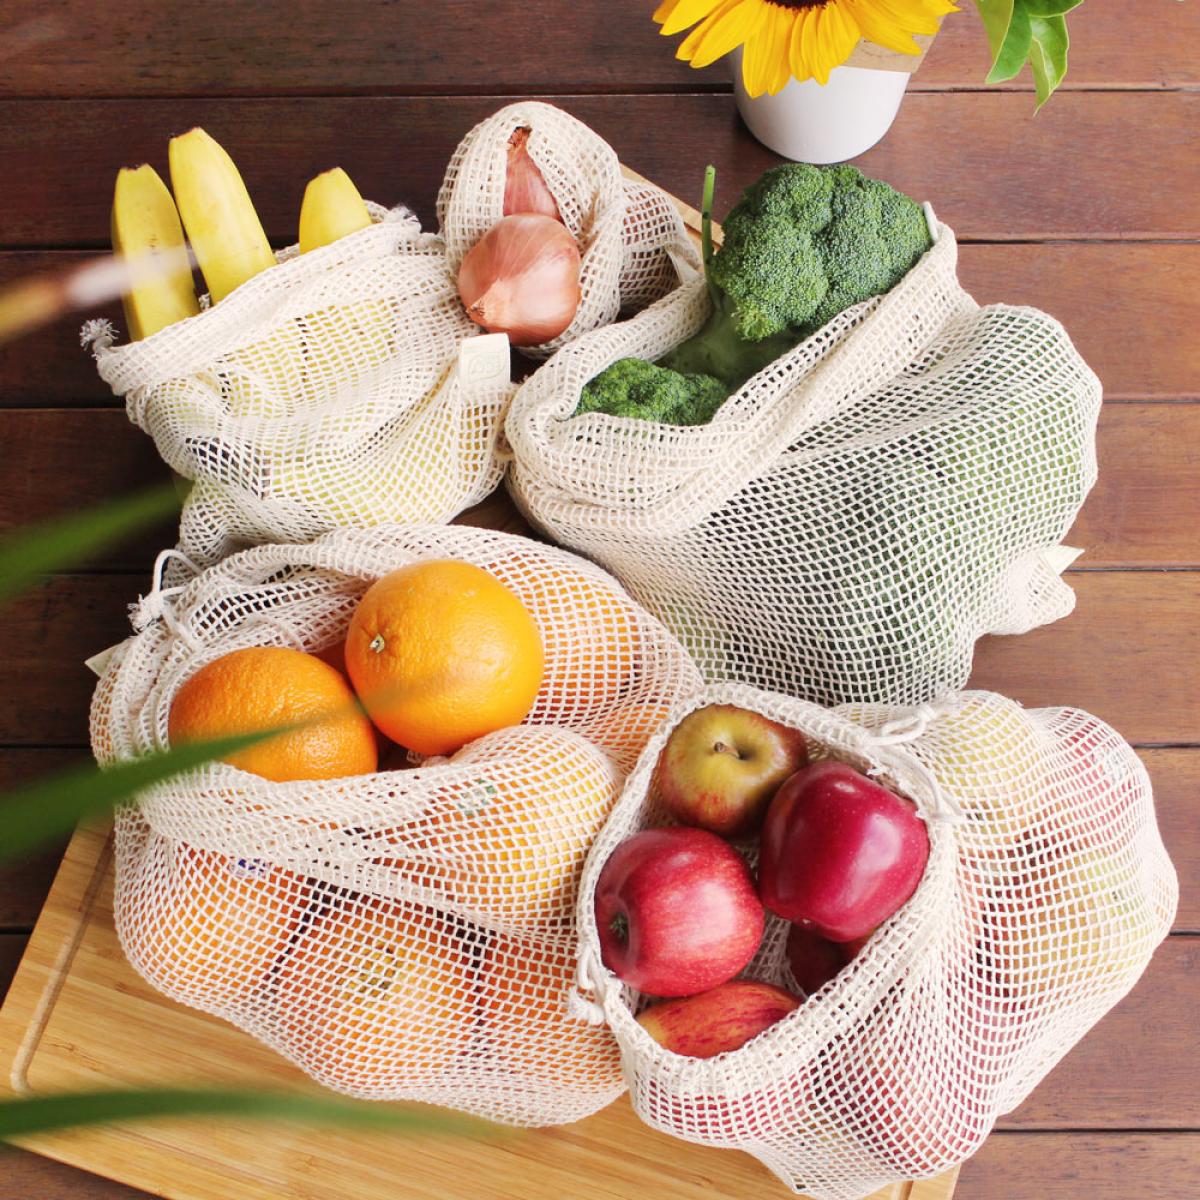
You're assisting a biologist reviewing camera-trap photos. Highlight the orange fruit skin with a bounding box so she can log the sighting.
[168,646,377,782]
[479,932,622,1088]
[125,844,309,1009]
[381,727,621,929]
[345,560,544,757]
[273,894,477,1091]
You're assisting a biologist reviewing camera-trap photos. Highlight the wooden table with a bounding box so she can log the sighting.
[0,2,1196,1196]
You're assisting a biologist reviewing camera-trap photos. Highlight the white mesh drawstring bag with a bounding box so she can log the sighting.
[437,101,700,358]
[507,216,1103,708]
[86,207,512,568]
[90,524,702,1124]
[572,685,1177,1198]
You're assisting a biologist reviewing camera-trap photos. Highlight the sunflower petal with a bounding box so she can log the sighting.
[789,9,812,83]
[741,20,772,98]
[677,0,740,61]
[659,0,727,38]
[843,0,923,55]
[821,1,864,77]
[768,7,796,94]
[653,0,681,26]
[688,0,769,70]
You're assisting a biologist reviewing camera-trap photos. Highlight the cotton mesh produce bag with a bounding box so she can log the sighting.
[90,524,702,1124]
[87,208,511,568]
[572,684,1177,1198]
[437,101,700,358]
[507,217,1103,708]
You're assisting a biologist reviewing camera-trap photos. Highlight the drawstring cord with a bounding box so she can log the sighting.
[568,944,611,1026]
[865,696,966,826]
[129,548,201,649]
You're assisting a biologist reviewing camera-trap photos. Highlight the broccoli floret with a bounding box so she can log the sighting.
[575,357,729,426]
[662,163,931,389]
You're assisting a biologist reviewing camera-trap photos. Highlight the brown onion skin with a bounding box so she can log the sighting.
[458,214,581,346]
[504,128,561,220]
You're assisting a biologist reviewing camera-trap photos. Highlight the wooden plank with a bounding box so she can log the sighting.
[0,932,28,995]
[1070,405,1200,568]
[959,1132,1200,1199]
[997,938,1198,1129]
[0,402,1192,568]
[0,1,1194,97]
[969,572,1200,746]
[0,750,81,930]
[0,1151,148,1200]
[0,94,1195,249]
[1141,750,1200,932]
[0,824,950,1200]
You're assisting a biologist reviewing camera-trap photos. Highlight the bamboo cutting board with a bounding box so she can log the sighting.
[0,173,957,1200]
[0,820,958,1200]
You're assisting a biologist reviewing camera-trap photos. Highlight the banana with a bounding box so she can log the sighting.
[168,127,276,302]
[111,164,199,340]
[299,167,372,252]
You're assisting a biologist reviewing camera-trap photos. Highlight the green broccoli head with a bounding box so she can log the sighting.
[575,357,729,426]
[662,163,931,391]
[712,163,931,343]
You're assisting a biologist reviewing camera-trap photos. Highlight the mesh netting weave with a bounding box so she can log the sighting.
[573,685,1177,1198]
[507,217,1102,708]
[91,524,702,1123]
[437,101,700,357]
[90,209,511,568]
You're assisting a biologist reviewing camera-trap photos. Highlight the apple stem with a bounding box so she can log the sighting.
[712,741,741,759]
[608,911,629,945]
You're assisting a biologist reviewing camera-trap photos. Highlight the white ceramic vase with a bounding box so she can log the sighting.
[732,45,910,164]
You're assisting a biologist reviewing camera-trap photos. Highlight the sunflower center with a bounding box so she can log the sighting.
[771,0,830,8]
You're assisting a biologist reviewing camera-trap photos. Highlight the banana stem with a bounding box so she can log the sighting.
[700,164,718,309]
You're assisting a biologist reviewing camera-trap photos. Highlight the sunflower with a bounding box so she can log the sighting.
[653,0,958,96]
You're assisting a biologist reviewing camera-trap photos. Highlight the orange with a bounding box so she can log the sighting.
[345,560,543,756]
[169,646,377,782]
[484,554,640,719]
[382,726,620,929]
[126,843,309,1009]
[479,932,622,1089]
[273,893,477,1091]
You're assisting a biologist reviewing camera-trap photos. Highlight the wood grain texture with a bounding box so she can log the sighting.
[968,573,1200,745]
[0,1,1194,97]
[1,93,1196,249]
[959,1133,1200,1200]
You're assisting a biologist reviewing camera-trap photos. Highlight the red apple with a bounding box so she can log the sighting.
[594,827,764,997]
[759,760,929,942]
[654,705,809,838]
[637,979,800,1058]
[784,924,867,995]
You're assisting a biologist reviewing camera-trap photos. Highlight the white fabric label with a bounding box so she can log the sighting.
[456,333,511,390]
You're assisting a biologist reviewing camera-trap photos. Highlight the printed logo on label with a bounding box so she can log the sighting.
[457,332,510,388]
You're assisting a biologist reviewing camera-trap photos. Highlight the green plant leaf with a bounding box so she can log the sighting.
[0,484,178,608]
[0,733,281,860]
[1029,14,1070,110]
[0,1087,490,1141]
[1022,0,1083,16]
[977,0,1034,83]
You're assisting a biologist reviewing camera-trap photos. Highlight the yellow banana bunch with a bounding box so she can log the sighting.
[299,167,372,253]
[111,165,199,340]
[168,127,276,303]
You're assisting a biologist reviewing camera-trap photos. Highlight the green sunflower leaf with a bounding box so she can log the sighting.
[1021,0,1084,16]
[976,0,1034,84]
[1029,14,1070,110]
